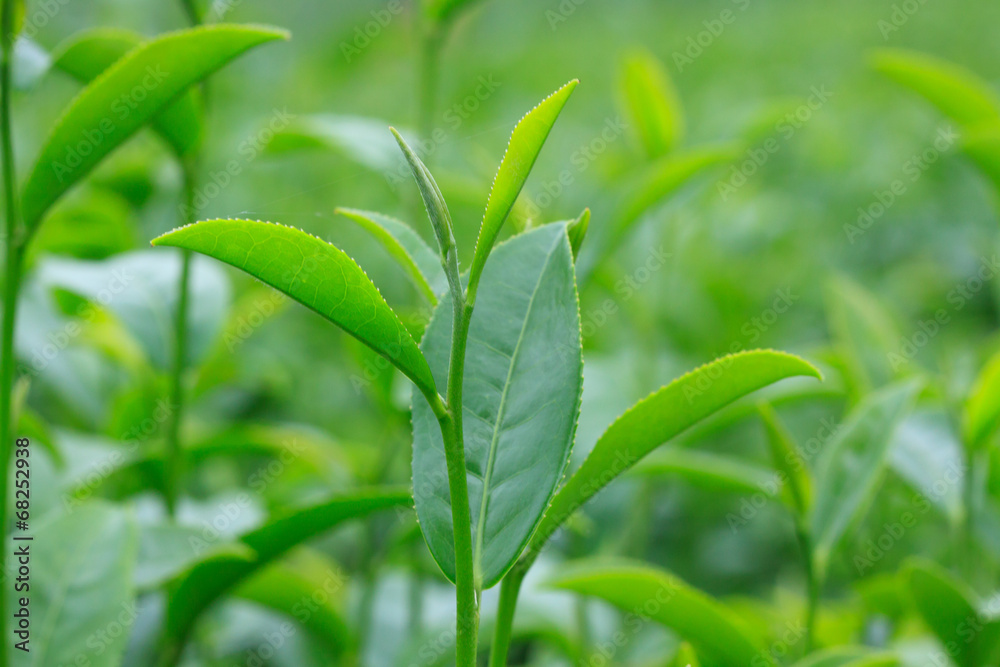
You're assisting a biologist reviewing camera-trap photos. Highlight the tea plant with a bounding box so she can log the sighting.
[154,77,822,666]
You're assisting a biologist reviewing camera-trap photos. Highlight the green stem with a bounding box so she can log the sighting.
[489,566,526,667]
[795,525,819,654]
[0,13,20,664]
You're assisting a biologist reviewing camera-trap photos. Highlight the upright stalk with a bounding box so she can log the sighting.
[0,6,21,661]
[795,525,819,654]
[489,565,526,667]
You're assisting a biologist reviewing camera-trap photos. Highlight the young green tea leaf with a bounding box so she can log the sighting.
[548,560,774,667]
[529,350,821,557]
[162,488,412,659]
[621,49,684,158]
[809,380,921,575]
[567,207,590,259]
[235,552,353,659]
[758,402,812,516]
[964,346,1000,449]
[21,24,288,231]
[871,49,1000,130]
[51,28,204,158]
[152,219,438,400]
[906,559,1000,667]
[412,223,582,589]
[468,80,578,301]
[390,128,456,262]
[790,647,898,667]
[631,447,777,497]
[336,207,447,304]
[28,503,138,667]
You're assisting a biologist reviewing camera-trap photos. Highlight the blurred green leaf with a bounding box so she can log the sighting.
[161,488,412,660]
[548,560,774,667]
[26,188,135,263]
[268,114,407,173]
[790,646,898,667]
[412,223,582,589]
[620,49,684,158]
[632,446,776,496]
[906,558,1000,667]
[24,503,138,667]
[423,0,483,23]
[810,380,921,575]
[758,402,812,516]
[50,28,204,158]
[152,219,438,400]
[468,80,577,300]
[871,49,1000,130]
[21,24,287,231]
[962,127,1000,195]
[531,350,821,558]
[964,346,1000,450]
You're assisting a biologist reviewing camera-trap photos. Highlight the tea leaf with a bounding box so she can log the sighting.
[29,503,138,667]
[758,402,812,515]
[567,207,590,259]
[336,207,447,304]
[412,223,582,589]
[790,647,898,667]
[268,114,409,173]
[906,559,1000,667]
[50,28,204,158]
[468,80,577,301]
[235,554,353,658]
[423,0,483,23]
[632,447,777,497]
[810,380,921,575]
[871,49,1000,130]
[152,219,438,399]
[964,346,1000,449]
[162,488,412,657]
[390,128,456,262]
[530,350,821,555]
[21,24,288,231]
[621,49,684,158]
[548,560,773,667]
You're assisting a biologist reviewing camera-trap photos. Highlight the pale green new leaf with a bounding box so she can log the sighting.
[906,559,1000,667]
[529,350,820,558]
[567,207,590,259]
[235,551,353,659]
[412,223,582,589]
[871,49,1000,130]
[809,380,921,575]
[27,503,138,667]
[632,447,776,497]
[964,346,1000,449]
[336,207,447,304]
[162,488,411,657]
[390,129,456,260]
[791,647,898,667]
[548,560,773,667]
[468,80,578,300]
[21,24,288,230]
[758,402,812,515]
[621,49,684,158]
[152,219,438,399]
[51,28,204,158]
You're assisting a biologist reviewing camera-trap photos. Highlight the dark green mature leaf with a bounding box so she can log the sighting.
[791,647,898,667]
[632,447,776,497]
[336,208,447,304]
[26,503,138,667]
[809,380,921,575]
[548,560,774,667]
[152,219,438,400]
[21,24,287,230]
[51,28,204,157]
[964,347,1000,450]
[468,80,577,300]
[235,552,353,659]
[906,559,1000,667]
[162,488,412,657]
[621,49,684,158]
[412,223,582,589]
[528,350,820,558]
[758,402,812,515]
[871,49,1000,130]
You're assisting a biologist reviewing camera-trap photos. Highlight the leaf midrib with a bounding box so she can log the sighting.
[471,233,560,589]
